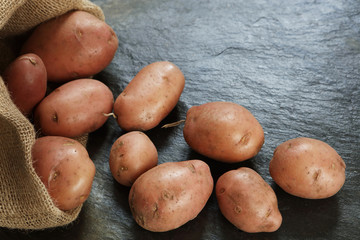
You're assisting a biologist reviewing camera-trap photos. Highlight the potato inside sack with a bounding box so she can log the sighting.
[109,131,158,186]
[114,61,185,131]
[2,53,47,116]
[182,101,264,163]
[129,160,213,232]
[21,10,118,82]
[34,78,114,138]
[216,167,282,233]
[31,136,96,211]
[269,137,346,199]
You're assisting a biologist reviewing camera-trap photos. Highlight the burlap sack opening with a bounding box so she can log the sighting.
[0,0,105,72]
[0,0,104,230]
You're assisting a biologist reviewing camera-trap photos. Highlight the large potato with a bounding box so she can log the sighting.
[216,167,282,233]
[109,131,158,186]
[21,11,118,82]
[34,78,113,137]
[2,53,47,115]
[32,136,96,211]
[129,160,213,232]
[269,137,346,199]
[183,101,264,163]
[114,61,185,131]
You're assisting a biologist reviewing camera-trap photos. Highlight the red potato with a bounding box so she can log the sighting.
[129,160,213,232]
[109,131,158,186]
[269,137,346,199]
[216,167,282,233]
[21,10,118,82]
[114,61,185,131]
[183,101,264,163]
[32,136,95,211]
[34,78,113,138]
[2,53,47,115]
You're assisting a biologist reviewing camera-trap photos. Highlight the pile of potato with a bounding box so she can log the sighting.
[2,10,346,234]
[112,63,345,233]
[3,10,118,211]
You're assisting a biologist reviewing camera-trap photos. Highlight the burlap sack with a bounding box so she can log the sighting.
[0,0,104,230]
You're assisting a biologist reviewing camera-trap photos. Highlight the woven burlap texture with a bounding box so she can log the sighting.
[0,0,104,230]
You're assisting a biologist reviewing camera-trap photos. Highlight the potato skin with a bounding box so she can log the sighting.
[34,78,113,138]
[2,53,47,115]
[183,101,264,163]
[114,61,185,131]
[216,167,282,233]
[21,11,118,82]
[269,137,346,199]
[32,136,95,211]
[109,131,158,186]
[129,160,213,232]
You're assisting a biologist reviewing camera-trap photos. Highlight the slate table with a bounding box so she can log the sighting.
[1,0,359,239]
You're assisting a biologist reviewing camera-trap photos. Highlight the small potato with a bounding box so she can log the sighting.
[2,53,47,115]
[129,160,213,232]
[269,137,346,199]
[114,61,185,131]
[32,136,96,211]
[109,131,158,186]
[216,167,282,233]
[34,78,113,138]
[21,11,118,82]
[183,101,264,163]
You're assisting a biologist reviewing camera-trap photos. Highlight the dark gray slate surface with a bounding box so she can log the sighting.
[1,0,359,239]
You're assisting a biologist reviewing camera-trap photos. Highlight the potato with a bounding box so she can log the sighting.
[183,101,264,163]
[21,10,118,82]
[32,136,95,211]
[114,61,185,131]
[34,78,113,138]
[216,167,282,233]
[129,160,213,232]
[109,131,158,186]
[2,53,47,115]
[269,137,346,199]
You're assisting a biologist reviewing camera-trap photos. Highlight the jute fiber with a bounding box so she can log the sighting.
[0,0,104,230]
